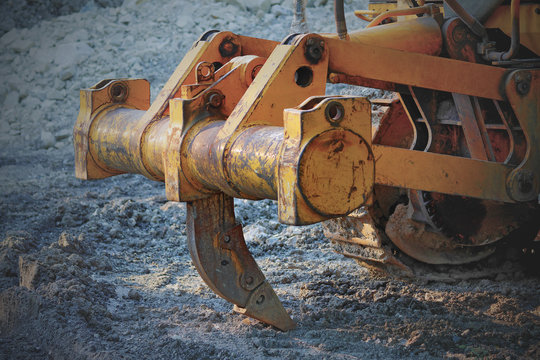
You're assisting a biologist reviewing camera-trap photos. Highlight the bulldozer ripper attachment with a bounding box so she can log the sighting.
[74,31,377,329]
[187,193,295,331]
[74,5,540,328]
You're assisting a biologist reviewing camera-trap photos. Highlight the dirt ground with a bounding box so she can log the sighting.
[1,1,539,359]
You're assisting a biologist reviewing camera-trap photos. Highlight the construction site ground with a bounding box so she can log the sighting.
[0,1,538,359]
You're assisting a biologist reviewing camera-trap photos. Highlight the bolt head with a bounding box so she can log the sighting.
[219,37,239,57]
[452,25,466,43]
[304,37,324,64]
[208,93,223,108]
[517,80,530,96]
[507,169,537,202]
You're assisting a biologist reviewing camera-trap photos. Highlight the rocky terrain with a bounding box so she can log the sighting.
[1,0,539,359]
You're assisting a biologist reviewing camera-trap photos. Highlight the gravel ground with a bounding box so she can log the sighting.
[1,1,539,359]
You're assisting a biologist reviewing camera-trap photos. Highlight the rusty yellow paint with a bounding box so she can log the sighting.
[77,32,257,184]
[74,78,150,180]
[373,145,514,203]
[72,2,540,331]
[360,1,444,22]
[218,34,329,140]
[162,34,332,204]
[366,4,441,28]
[135,39,214,179]
[484,3,540,55]
[326,36,506,101]
[89,107,151,177]
[298,130,372,215]
[161,36,281,202]
[166,97,221,202]
[74,38,211,182]
[225,125,283,199]
[75,15,539,212]
[279,96,373,225]
[141,117,169,179]
[504,69,540,202]
[203,34,331,208]
[368,2,397,14]
[167,93,374,226]
[323,15,443,55]
[165,56,275,201]
[75,20,532,216]
[184,122,282,200]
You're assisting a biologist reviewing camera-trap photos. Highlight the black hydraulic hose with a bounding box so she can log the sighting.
[334,0,348,40]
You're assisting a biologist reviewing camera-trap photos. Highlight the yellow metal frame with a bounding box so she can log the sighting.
[484,3,540,55]
[76,18,540,212]
[73,9,540,329]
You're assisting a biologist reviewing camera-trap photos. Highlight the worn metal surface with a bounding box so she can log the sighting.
[373,145,514,202]
[74,79,150,180]
[324,15,443,55]
[187,193,295,331]
[326,37,506,101]
[505,69,540,202]
[484,2,540,55]
[366,4,440,28]
[185,121,282,200]
[452,93,490,160]
[279,97,373,225]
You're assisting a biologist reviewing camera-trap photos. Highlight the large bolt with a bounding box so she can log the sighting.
[515,72,531,96]
[208,92,223,108]
[197,62,214,82]
[241,274,257,291]
[452,24,466,43]
[219,37,239,58]
[507,169,537,202]
[304,37,324,64]
[517,80,530,95]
